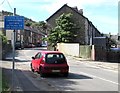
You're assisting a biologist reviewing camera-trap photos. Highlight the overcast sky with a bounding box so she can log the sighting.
[0,0,118,35]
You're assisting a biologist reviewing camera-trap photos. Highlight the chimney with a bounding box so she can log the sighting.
[78,9,83,15]
[72,6,78,11]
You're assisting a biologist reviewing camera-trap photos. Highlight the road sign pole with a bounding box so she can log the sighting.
[12,8,16,91]
[4,10,24,91]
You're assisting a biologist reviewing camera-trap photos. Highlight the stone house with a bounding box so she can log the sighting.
[46,4,103,45]
[24,26,45,47]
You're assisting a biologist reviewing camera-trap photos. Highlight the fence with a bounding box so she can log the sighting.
[107,49,120,63]
[94,46,107,61]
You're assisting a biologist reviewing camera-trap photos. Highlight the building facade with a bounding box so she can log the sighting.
[46,4,103,45]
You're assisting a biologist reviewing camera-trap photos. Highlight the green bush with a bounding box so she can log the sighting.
[0,32,9,59]
[0,32,7,46]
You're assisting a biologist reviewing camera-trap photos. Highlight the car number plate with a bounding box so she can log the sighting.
[52,70,60,72]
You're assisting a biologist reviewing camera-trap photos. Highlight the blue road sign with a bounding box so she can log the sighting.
[4,16,24,30]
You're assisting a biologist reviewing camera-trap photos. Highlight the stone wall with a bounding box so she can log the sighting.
[57,43,80,57]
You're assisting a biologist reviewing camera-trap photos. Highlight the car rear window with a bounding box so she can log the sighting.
[45,53,66,64]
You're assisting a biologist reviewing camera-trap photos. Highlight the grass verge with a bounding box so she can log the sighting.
[1,73,10,93]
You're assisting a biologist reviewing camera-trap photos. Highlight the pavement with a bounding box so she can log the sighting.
[71,56,119,72]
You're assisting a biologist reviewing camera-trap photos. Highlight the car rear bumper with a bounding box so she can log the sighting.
[41,66,69,74]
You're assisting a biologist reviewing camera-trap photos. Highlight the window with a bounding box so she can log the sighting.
[46,53,66,64]
[35,53,42,59]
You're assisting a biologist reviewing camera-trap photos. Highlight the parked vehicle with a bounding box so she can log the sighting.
[15,41,24,49]
[42,44,47,47]
[110,48,120,52]
[31,51,69,77]
[36,43,42,47]
[25,43,35,48]
[42,43,47,47]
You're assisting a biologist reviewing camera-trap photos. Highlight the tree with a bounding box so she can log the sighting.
[32,21,48,34]
[47,13,78,50]
[25,21,32,27]
[0,32,7,47]
[38,21,47,31]
[108,38,117,48]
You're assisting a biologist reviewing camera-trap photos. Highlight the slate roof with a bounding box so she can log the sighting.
[46,4,88,22]
[24,26,46,36]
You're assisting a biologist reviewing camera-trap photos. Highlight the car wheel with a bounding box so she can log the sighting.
[37,70,40,74]
[30,63,34,72]
[63,72,68,77]
[39,67,45,77]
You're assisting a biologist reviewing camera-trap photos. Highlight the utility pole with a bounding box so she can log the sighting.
[12,8,16,91]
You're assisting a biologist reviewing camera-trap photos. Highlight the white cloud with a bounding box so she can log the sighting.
[87,14,118,34]
[96,16,117,26]
[39,0,118,14]
[1,0,118,13]
[79,0,118,6]
[39,0,81,14]
[5,0,55,4]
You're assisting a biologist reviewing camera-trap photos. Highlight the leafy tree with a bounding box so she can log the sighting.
[47,13,78,49]
[108,38,117,48]
[25,21,32,27]
[32,21,48,34]
[0,32,7,46]
[38,21,47,30]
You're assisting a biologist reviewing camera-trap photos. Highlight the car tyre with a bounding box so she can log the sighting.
[39,67,45,77]
[30,63,34,72]
[63,72,68,77]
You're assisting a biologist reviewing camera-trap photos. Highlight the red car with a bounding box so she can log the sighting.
[31,51,69,77]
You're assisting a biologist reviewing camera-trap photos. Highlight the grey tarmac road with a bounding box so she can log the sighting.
[2,48,119,92]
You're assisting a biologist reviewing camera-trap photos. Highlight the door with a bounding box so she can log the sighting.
[33,52,42,71]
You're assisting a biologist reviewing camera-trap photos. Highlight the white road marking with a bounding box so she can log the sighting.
[85,64,118,73]
[80,72,119,85]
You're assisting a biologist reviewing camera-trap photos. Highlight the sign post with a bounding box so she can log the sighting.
[12,8,16,91]
[4,8,24,91]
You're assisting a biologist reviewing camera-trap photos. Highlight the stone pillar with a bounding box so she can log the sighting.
[91,45,95,60]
